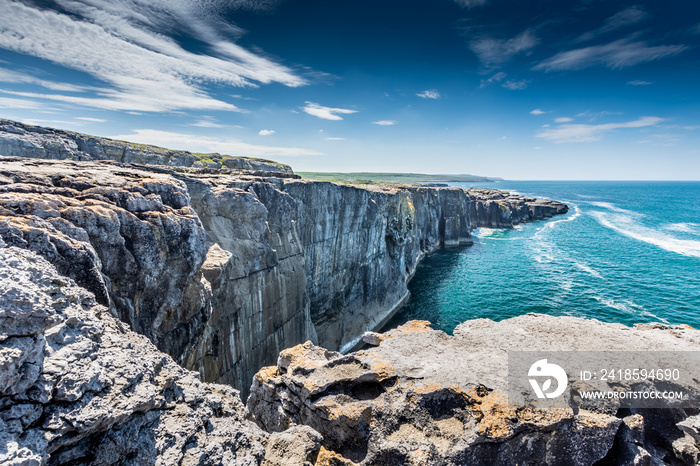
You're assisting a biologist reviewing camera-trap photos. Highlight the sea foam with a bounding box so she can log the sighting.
[591,210,700,258]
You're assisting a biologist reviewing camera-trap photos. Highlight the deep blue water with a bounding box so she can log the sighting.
[384,181,700,333]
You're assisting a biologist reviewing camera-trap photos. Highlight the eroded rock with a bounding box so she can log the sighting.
[249,317,700,465]
[0,243,276,465]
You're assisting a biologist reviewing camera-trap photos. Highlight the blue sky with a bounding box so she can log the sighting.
[0,0,699,179]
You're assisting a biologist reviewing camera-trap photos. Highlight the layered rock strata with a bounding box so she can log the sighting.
[248,316,700,465]
[0,155,566,399]
[0,119,294,175]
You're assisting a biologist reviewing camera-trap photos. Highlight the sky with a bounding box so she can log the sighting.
[0,0,699,180]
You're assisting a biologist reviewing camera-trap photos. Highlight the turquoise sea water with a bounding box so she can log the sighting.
[384,181,700,333]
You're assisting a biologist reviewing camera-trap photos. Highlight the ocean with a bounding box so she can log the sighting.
[384,181,700,333]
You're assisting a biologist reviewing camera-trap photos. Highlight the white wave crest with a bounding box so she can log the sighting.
[665,223,700,235]
[589,201,641,216]
[593,296,670,323]
[535,204,581,237]
[591,212,700,258]
[573,260,603,279]
[474,227,498,238]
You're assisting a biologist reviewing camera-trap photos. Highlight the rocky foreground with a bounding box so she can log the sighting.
[249,317,700,465]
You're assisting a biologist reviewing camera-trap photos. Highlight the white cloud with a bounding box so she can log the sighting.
[575,110,623,120]
[372,120,397,126]
[325,137,345,141]
[109,129,321,157]
[536,116,663,143]
[75,117,107,122]
[0,0,305,113]
[417,89,441,99]
[191,119,225,128]
[555,117,573,123]
[530,109,546,115]
[501,79,529,90]
[258,129,275,136]
[470,30,538,67]
[479,72,506,88]
[302,102,357,120]
[0,96,45,109]
[453,0,488,8]
[534,39,686,71]
[627,80,653,86]
[577,6,650,42]
[231,94,259,101]
[0,67,93,92]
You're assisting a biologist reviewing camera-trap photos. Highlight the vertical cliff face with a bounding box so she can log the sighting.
[282,181,567,352]
[177,176,317,395]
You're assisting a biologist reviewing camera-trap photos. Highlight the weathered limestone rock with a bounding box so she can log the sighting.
[0,157,210,362]
[0,119,294,175]
[0,241,272,465]
[248,316,700,465]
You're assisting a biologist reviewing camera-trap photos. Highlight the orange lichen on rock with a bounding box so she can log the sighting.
[254,365,279,383]
[389,320,432,337]
[277,341,334,374]
[314,446,358,466]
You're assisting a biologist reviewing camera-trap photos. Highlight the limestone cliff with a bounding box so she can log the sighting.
[249,316,700,465]
[0,154,566,400]
[0,119,294,175]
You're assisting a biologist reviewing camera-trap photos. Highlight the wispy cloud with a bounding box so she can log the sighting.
[530,109,546,115]
[258,129,275,136]
[372,120,397,126]
[109,129,321,157]
[452,0,488,8]
[325,137,346,141]
[75,117,107,123]
[0,67,93,92]
[536,116,663,143]
[479,72,506,88]
[534,39,686,71]
[302,102,357,120]
[190,119,225,128]
[502,79,529,90]
[480,72,528,90]
[0,96,45,109]
[575,110,623,120]
[0,0,305,113]
[577,6,650,42]
[555,117,573,123]
[470,30,538,67]
[417,89,441,99]
[627,80,653,86]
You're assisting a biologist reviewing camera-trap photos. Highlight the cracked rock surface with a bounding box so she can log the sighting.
[249,318,700,465]
[0,241,271,465]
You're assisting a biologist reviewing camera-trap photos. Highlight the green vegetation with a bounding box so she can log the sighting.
[296,172,497,184]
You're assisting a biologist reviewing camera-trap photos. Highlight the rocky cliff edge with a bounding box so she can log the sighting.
[0,119,295,176]
[249,316,700,465]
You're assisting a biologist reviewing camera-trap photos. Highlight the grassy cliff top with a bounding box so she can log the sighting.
[296,172,498,185]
